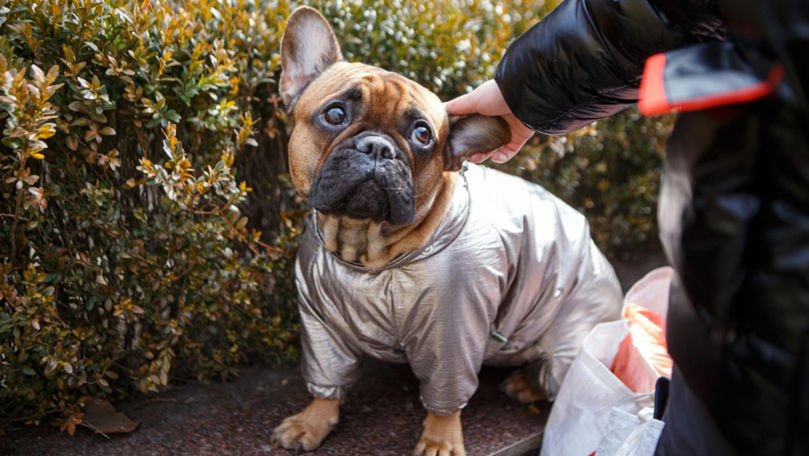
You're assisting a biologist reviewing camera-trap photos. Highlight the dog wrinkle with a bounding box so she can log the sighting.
[320,213,389,266]
[338,217,370,262]
[359,73,412,129]
[390,80,411,118]
[365,222,385,265]
[321,214,340,253]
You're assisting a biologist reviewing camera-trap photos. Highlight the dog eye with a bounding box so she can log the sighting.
[323,105,347,126]
[411,122,432,146]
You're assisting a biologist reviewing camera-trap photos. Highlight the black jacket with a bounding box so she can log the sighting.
[495,0,807,135]
[495,1,809,455]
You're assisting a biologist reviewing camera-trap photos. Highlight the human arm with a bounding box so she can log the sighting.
[494,0,724,135]
[447,0,724,163]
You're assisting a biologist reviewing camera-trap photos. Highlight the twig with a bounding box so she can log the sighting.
[0,213,28,219]
[9,187,24,265]
[78,420,112,441]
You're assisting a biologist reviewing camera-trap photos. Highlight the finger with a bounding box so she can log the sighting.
[444,91,479,115]
[468,151,494,163]
[491,151,508,163]
[447,80,505,115]
[491,147,519,163]
[413,441,427,456]
[495,132,532,160]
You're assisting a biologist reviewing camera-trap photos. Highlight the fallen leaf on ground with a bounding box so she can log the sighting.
[58,412,84,436]
[82,399,139,434]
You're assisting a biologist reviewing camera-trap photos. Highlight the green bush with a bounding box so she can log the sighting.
[0,0,667,428]
[497,109,674,258]
[0,0,303,427]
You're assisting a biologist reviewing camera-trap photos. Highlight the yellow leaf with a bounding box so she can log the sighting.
[37,124,56,139]
[46,64,60,84]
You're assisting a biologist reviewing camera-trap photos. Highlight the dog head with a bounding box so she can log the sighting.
[280,6,509,232]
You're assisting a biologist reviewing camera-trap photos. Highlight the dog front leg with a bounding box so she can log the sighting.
[273,397,340,451]
[413,410,466,456]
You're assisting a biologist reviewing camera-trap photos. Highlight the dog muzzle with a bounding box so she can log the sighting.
[308,132,415,225]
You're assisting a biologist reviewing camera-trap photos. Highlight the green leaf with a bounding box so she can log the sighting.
[165,110,181,122]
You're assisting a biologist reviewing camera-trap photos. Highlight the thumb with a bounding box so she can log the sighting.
[444,92,478,115]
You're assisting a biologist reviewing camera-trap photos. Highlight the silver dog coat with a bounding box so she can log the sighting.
[295,163,622,415]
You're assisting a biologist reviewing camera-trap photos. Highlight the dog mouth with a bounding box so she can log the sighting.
[308,133,415,225]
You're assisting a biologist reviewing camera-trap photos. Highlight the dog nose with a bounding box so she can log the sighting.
[356,135,398,160]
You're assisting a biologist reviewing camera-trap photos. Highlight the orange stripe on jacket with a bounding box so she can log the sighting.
[639,53,784,116]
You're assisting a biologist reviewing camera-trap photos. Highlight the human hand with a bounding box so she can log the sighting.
[445,79,535,163]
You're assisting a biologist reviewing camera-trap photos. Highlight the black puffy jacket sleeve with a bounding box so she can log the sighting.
[495,0,724,135]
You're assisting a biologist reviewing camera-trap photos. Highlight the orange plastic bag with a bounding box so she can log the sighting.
[610,303,672,393]
[541,267,673,456]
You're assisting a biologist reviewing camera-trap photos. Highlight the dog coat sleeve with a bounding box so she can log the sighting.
[295,231,363,399]
[401,281,493,416]
[297,292,363,399]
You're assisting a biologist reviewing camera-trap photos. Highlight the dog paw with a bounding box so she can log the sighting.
[413,411,466,456]
[272,398,339,451]
[501,369,547,403]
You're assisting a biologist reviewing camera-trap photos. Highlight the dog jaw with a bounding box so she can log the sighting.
[316,172,457,270]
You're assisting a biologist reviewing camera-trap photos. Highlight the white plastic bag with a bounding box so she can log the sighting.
[594,407,665,456]
[539,267,673,456]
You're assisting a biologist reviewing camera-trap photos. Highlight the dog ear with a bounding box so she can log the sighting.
[280,7,343,111]
[444,115,511,171]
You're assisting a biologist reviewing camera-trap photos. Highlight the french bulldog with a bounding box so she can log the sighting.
[272,7,622,455]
